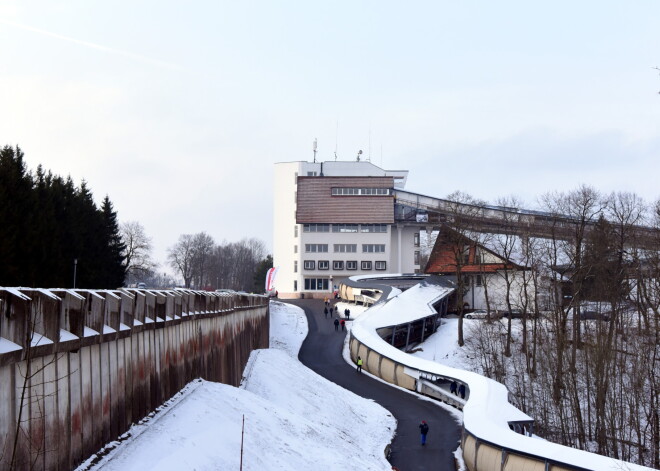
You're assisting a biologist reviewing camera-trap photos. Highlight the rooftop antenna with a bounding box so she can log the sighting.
[334,121,339,160]
[356,150,362,162]
[313,138,317,163]
[368,126,372,162]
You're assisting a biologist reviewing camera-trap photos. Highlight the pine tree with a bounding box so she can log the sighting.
[0,146,34,285]
[101,195,127,287]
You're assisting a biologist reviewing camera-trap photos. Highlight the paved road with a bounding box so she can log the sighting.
[290,299,461,471]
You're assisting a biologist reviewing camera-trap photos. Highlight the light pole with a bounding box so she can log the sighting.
[73,259,78,289]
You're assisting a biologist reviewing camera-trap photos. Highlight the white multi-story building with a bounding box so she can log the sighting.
[273,160,425,298]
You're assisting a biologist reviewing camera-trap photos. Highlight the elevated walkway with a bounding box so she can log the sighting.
[394,189,658,246]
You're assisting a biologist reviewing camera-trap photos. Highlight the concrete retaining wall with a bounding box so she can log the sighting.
[0,288,269,471]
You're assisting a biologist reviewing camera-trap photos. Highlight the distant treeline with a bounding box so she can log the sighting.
[0,145,126,288]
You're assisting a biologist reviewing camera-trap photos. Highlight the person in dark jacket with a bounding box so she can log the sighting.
[324,306,329,318]
[458,383,466,399]
[344,308,350,319]
[450,381,458,395]
[334,318,339,331]
[419,420,429,446]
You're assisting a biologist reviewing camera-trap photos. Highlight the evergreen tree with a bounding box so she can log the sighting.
[0,146,34,285]
[100,195,127,287]
[0,146,127,287]
[253,254,273,292]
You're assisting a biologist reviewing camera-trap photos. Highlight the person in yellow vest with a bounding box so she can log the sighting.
[356,356,363,373]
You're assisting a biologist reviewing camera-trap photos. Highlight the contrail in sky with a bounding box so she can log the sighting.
[0,19,181,71]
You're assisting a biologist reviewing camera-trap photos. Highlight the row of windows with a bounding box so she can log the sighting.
[334,244,356,253]
[363,244,385,253]
[302,224,388,233]
[305,244,385,253]
[305,244,328,253]
[331,187,391,196]
[304,278,329,291]
[302,260,387,271]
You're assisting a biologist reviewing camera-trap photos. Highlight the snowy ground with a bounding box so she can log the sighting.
[77,301,396,471]
[410,317,473,369]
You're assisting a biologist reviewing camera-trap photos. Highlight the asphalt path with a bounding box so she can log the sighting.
[289,299,461,471]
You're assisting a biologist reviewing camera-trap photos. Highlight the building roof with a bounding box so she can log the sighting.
[425,227,526,275]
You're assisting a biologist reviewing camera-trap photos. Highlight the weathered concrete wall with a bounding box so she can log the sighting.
[0,288,269,471]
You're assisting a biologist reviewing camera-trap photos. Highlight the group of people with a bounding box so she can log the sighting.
[323,298,351,332]
[450,380,466,399]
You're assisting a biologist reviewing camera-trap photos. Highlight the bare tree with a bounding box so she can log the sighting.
[168,234,195,288]
[190,232,215,289]
[443,191,486,347]
[120,221,156,285]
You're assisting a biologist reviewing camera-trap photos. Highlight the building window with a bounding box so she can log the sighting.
[361,224,387,233]
[318,260,329,270]
[346,261,358,270]
[362,244,385,253]
[294,245,298,254]
[294,261,298,273]
[375,261,387,270]
[293,280,297,291]
[334,244,357,253]
[462,245,470,265]
[414,232,420,247]
[332,224,358,233]
[361,261,372,270]
[303,224,330,233]
[294,172,298,184]
[307,171,318,176]
[303,260,316,270]
[304,278,329,290]
[333,261,344,270]
[305,244,328,253]
[331,187,391,196]
[476,275,483,287]
[414,251,420,265]
[294,225,298,237]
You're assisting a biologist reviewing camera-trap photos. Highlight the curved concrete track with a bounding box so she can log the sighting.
[290,299,461,471]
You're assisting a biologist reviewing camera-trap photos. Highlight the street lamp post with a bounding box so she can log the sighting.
[73,258,78,289]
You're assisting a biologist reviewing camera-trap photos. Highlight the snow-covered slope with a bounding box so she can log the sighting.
[77,301,396,471]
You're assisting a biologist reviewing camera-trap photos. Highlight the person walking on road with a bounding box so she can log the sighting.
[419,420,429,446]
[340,319,346,331]
[344,308,350,320]
[450,381,458,396]
[324,306,329,318]
[356,356,363,373]
[334,318,340,331]
[458,383,466,399]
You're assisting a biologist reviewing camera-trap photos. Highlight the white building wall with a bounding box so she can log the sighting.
[273,162,303,296]
[465,271,536,312]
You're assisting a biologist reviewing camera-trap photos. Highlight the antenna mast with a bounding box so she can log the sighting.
[368,126,371,162]
[313,138,317,163]
[334,121,339,161]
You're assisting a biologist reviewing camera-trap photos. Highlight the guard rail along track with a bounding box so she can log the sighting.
[340,274,655,471]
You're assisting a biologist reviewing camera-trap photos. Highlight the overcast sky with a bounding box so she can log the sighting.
[2,1,659,269]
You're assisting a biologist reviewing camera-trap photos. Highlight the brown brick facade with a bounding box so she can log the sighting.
[296,176,395,223]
